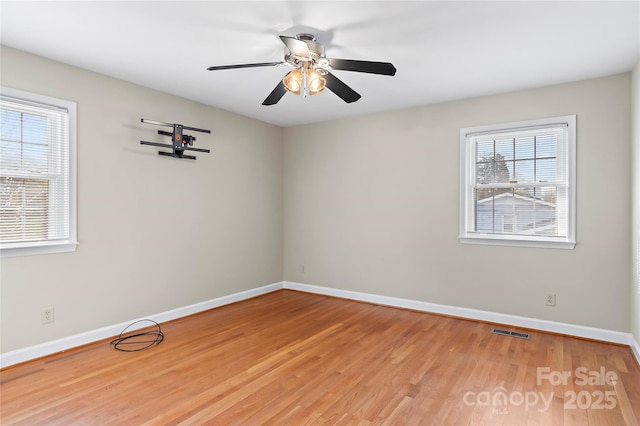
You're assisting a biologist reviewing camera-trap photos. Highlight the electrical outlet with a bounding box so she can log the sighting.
[41,307,54,324]
[545,293,556,307]
[301,265,305,274]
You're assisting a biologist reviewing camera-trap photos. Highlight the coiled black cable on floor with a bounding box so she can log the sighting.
[110,319,164,352]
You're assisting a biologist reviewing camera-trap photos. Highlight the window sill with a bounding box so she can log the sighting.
[1,241,79,258]
[459,235,576,250]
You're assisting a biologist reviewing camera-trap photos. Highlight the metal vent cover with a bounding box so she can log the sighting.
[491,328,530,339]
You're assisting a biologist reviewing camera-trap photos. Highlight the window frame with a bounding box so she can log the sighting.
[0,86,78,257]
[459,115,576,249]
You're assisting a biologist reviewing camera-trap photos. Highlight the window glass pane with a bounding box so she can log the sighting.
[474,188,495,232]
[476,139,494,162]
[23,179,49,209]
[0,177,49,242]
[22,143,48,172]
[536,158,556,182]
[514,159,535,182]
[0,141,21,170]
[495,138,514,161]
[536,186,558,205]
[517,187,559,237]
[504,161,515,181]
[515,136,535,160]
[0,109,21,141]
[536,134,557,158]
[22,114,48,145]
[476,158,510,184]
[475,163,489,184]
[516,187,535,199]
[494,156,511,183]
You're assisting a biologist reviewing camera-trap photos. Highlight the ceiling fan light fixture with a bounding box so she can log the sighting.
[283,68,326,97]
[307,69,326,96]
[283,69,303,95]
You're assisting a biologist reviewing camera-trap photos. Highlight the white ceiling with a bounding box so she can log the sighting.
[1,1,639,127]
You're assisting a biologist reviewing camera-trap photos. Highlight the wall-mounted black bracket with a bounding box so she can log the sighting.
[140,118,211,160]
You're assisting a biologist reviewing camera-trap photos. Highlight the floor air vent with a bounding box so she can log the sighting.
[491,328,530,339]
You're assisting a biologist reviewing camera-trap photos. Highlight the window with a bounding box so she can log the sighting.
[459,115,576,249]
[0,87,77,257]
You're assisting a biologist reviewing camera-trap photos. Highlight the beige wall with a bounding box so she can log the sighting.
[284,73,632,332]
[0,46,284,352]
[632,60,640,343]
[1,45,634,356]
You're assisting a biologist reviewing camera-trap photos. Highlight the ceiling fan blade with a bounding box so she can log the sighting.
[207,62,282,71]
[262,81,287,106]
[328,59,397,76]
[324,72,361,103]
[279,35,311,58]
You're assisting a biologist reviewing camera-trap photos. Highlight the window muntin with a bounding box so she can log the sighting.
[459,116,576,249]
[0,87,77,256]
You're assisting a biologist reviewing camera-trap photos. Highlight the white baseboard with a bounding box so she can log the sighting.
[631,335,640,365]
[0,282,282,369]
[283,281,639,357]
[3,281,639,368]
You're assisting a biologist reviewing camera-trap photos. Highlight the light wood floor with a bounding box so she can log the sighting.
[2,290,639,425]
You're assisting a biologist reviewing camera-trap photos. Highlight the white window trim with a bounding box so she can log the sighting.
[459,115,576,249]
[0,86,78,257]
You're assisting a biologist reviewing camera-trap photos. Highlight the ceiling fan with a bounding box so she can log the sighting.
[207,33,397,105]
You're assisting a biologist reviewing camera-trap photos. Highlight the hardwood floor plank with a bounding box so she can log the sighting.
[2,290,639,425]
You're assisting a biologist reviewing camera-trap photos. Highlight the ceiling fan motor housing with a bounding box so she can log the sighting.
[289,33,325,62]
